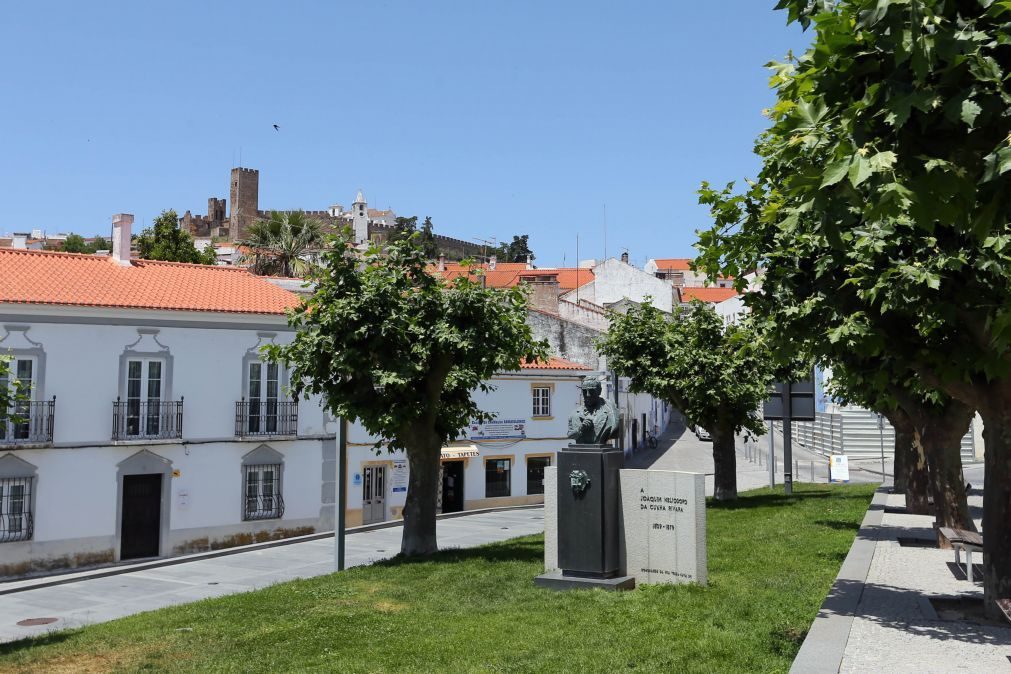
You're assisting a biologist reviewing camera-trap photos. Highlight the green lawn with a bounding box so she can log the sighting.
[0,483,874,674]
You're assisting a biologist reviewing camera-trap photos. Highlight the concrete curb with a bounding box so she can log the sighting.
[0,503,544,596]
[789,486,888,674]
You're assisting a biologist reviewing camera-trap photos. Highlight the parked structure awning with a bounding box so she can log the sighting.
[441,446,480,459]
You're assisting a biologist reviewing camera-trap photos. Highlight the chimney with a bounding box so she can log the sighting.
[620,251,629,264]
[489,255,497,270]
[524,274,560,314]
[438,254,446,272]
[526,254,533,270]
[111,213,134,266]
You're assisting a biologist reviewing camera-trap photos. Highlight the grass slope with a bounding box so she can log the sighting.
[0,483,874,673]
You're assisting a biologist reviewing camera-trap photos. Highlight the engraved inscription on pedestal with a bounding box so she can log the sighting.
[619,469,707,585]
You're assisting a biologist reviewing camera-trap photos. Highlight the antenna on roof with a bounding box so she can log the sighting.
[603,203,607,261]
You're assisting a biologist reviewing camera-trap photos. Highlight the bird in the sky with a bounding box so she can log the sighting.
[273,124,280,131]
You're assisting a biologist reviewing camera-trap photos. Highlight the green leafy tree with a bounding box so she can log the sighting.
[136,210,217,265]
[388,216,419,246]
[419,216,438,259]
[496,235,535,263]
[91,236,111,252]
[598,301,774,500]
[264,233,548,555]
[695,0,1011,615]
[60,234,90,254]
[239,211,324,277]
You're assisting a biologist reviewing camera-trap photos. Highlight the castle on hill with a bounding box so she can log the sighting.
[181,167,483,259]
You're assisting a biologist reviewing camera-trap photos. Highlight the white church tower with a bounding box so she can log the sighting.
[352,190,369,244]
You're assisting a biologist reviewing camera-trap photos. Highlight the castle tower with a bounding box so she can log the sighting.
[229,168,259,241]
[352,189,369,244]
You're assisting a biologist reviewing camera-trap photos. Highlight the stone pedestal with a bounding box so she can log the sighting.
[535,443,634,591]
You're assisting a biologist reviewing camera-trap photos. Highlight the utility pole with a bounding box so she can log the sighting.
[784,394,793,496]
[768,420,775,488]
[334,418,347,571]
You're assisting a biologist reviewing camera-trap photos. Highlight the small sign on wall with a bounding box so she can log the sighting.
[352,472,362,486]
[177,489,189,508]
[391,460,409,493]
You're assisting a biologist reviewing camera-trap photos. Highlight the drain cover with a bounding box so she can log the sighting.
[17,617,58,627]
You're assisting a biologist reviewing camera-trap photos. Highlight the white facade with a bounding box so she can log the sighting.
[560,257,675,312]
[0,306,332,577]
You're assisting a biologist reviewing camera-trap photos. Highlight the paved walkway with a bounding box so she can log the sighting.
[0,508,545,644]
[835,490,1011,673]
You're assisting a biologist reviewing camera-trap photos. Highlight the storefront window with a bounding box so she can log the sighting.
[526,456,550,495]
[485,458,511,498]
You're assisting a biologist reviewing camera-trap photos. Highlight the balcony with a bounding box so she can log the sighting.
[235,400,298,438]
[0,398,55,447]
[112,398,183,441]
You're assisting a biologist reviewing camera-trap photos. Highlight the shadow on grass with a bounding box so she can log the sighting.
[0,628,78,656]
[814,519,862,532]
[372,536,543,569]
[708,488,871,511]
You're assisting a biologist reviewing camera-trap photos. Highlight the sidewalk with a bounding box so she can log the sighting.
[792,487,1011,673]
[0,507,545,644]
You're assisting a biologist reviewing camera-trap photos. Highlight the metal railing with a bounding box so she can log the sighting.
[0,398,55,446]
[235,400,298,437]
[112,398,183,441]
[792,413,844,456]
[0,476,34,542]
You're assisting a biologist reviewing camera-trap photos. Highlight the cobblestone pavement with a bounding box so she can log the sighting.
[0,508,545,644]
[839,491,1011,673]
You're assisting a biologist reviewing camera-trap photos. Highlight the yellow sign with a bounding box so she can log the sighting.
[172,469,181,478]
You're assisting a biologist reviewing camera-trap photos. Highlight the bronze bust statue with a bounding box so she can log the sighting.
[567,376,619,445]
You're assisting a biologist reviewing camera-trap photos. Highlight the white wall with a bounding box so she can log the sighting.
[562,258,674,312]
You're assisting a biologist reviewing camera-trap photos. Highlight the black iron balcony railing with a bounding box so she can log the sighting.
[0,398,55,447]
[112,398,183,441]
[235,399,298,437]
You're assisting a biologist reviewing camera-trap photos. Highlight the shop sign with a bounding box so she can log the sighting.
[391,460,409,493]
[468,419,526,441]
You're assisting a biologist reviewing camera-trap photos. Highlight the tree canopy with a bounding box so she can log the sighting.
[264,233,547,554]
[695,0,1011,615]
[240,211,325,277]
[497,235,535,263]
[136,210,218,265]
[598,301,773,500]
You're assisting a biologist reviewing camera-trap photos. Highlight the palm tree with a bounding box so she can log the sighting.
[239,211,325,277]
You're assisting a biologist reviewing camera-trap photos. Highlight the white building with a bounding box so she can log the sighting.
[560,256,675,313]
[0,216,333,578]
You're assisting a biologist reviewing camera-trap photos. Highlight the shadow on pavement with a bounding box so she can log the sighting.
[624,418,688,470]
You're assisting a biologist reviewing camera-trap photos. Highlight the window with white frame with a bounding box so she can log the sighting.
[125,358,163,437]
[247,361,280,434]
[532,386,552,417]
[244,463,284,520]
[0,477,33,542]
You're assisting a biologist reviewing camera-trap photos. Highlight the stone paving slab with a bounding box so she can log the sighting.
[0,508,545,644]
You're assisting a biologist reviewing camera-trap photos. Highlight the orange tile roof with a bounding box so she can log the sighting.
[0,248,301,315]
[520,357,590,371]
[652,258,694,270]
[679,287,739,303]
[432,264,594,291]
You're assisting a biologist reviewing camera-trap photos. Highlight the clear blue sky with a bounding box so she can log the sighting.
[1,1,809,267]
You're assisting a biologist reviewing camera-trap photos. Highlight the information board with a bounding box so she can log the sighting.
[391,460,409,493]
[468,419,526,441]
[829,455,850,483]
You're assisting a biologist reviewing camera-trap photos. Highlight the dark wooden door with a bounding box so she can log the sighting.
[121,474,162,559]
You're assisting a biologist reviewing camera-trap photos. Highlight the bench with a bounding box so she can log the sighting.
[939,527,984,583]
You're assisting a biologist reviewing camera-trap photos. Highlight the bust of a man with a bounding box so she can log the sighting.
[567,377,619,445]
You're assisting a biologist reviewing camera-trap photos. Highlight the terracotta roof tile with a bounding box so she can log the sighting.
[519,357,590,371]
[0,248,301,315]
[432,264,594,291]
[652,258,694,270]
[679,287,739,303]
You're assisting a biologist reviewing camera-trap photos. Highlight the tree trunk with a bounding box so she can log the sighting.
[893,425,908,493]
[909,401,975,539]
[980,405,1011,620]
[711,422,737,501]
[885,409,930,513]
[400,437,441,556]
[904,432,931,516]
